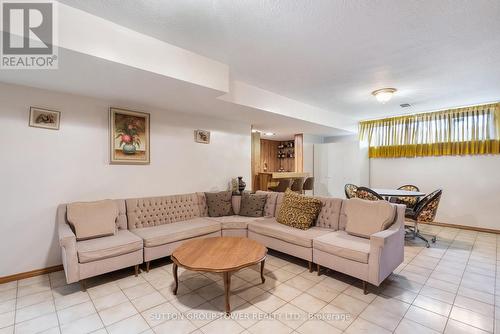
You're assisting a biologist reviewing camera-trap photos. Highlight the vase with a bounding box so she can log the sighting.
[238,176,246,194]
[122,143,136,154]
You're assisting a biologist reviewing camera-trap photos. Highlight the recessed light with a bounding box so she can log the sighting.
[264,132,275,136]
[372,88,397,104]
[400,103,411,108]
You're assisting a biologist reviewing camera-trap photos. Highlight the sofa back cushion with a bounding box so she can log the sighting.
[196,192,209,217]
[314,197,342,230]
[277,190,323,230]
[126,193,203,229]
[67,200,118,240]
[339,200,348,230]
[205,191,234,217]
[275,193,285,216]
[255,191,279,217]
[239,193,267,217]
[345,198,396,238]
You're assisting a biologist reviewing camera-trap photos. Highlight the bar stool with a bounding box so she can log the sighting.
[303,177,314,192]
[291,178,306,193]
[268,179,293,192]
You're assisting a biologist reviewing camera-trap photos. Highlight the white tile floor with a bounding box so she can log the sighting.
[1,224,499,334]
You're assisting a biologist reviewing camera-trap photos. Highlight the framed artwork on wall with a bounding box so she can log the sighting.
[29,107,60,130]
[109,107,150,165]
[194,129,210,144]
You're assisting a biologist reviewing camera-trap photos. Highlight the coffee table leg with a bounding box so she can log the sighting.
[172,263,178,295]
[260,260,266,284]
[223,272,231,315]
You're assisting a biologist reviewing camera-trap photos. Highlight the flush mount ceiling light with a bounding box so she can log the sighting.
[264,132,275,136]
[371,88,397,104]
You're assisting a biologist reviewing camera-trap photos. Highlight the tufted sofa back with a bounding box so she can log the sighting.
[126,193,207,230]
[314,197,343,230]
[255,191,345,231]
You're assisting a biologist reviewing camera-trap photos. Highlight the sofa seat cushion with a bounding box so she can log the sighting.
[313,231,370,264]
[248,218,332,248]
[77,230,143,264]
[205,216,258,229]
[131,218,220,247]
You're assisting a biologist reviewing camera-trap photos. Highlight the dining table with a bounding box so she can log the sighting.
[371,188,426,201]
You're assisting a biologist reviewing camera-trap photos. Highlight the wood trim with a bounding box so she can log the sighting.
[0,265,63,284]
[251,131,261,192]
[294,133,304,172]
[420,221,500,234]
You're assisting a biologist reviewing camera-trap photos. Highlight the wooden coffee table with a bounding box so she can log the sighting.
[171,237,267,314]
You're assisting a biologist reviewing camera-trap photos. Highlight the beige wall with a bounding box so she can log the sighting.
[0,83,251,277]
[370,155,500,230]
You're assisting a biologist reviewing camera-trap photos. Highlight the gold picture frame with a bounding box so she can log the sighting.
[109,107,150,165]
[29,107,60,130]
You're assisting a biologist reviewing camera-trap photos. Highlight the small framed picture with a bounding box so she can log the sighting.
[194,130,210,144]
[29,107,61,130]
[110,107,150,165]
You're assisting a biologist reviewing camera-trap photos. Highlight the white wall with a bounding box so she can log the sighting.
[0,83,251,277]
[370,156,500,230]
[313,142,369,198]
[303,134,324,175]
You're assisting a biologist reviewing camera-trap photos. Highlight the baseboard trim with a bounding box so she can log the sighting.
[420,221,500,234]
[0,264,63,284]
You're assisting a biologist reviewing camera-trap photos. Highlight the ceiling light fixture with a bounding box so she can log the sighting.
[371,88,397,104]
[264,132,275,136]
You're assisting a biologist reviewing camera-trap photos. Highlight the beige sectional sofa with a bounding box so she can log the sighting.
[58,191,404,293]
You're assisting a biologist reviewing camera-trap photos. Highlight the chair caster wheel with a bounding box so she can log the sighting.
[425,243,430,248]
[431,237,436,243]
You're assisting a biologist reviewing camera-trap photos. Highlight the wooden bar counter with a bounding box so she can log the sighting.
[257,172,310,191]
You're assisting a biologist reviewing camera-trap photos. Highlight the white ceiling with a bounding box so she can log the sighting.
[58,0,500,120]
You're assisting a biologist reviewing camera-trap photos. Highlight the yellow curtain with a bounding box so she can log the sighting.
[359,103,500,158]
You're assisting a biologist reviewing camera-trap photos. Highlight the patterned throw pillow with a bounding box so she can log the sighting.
[239,193,267,217]
[277,189,323,230]
[205,191,234,217]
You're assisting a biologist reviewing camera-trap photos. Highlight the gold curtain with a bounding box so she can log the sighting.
[359,103,500,158]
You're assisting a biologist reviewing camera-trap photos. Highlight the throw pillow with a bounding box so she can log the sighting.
[205,191,234,217]
[276,189,322,230]
[67,200,118,240]
[239,193,267,217]
[345,198,396,238]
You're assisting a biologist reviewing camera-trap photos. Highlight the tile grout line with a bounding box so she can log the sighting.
[394,227,457,333]
[114,270,155,334]
[13,279,18,332]
[442,232,479,332]
[49,273,63,334]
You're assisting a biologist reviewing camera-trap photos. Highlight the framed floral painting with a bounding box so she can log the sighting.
[109,107,150,164]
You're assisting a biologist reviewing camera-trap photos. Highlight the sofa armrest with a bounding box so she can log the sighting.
[368,204,405,286]
[57,204,79,283]
[59,218,76,248]
[370,226,401,248]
